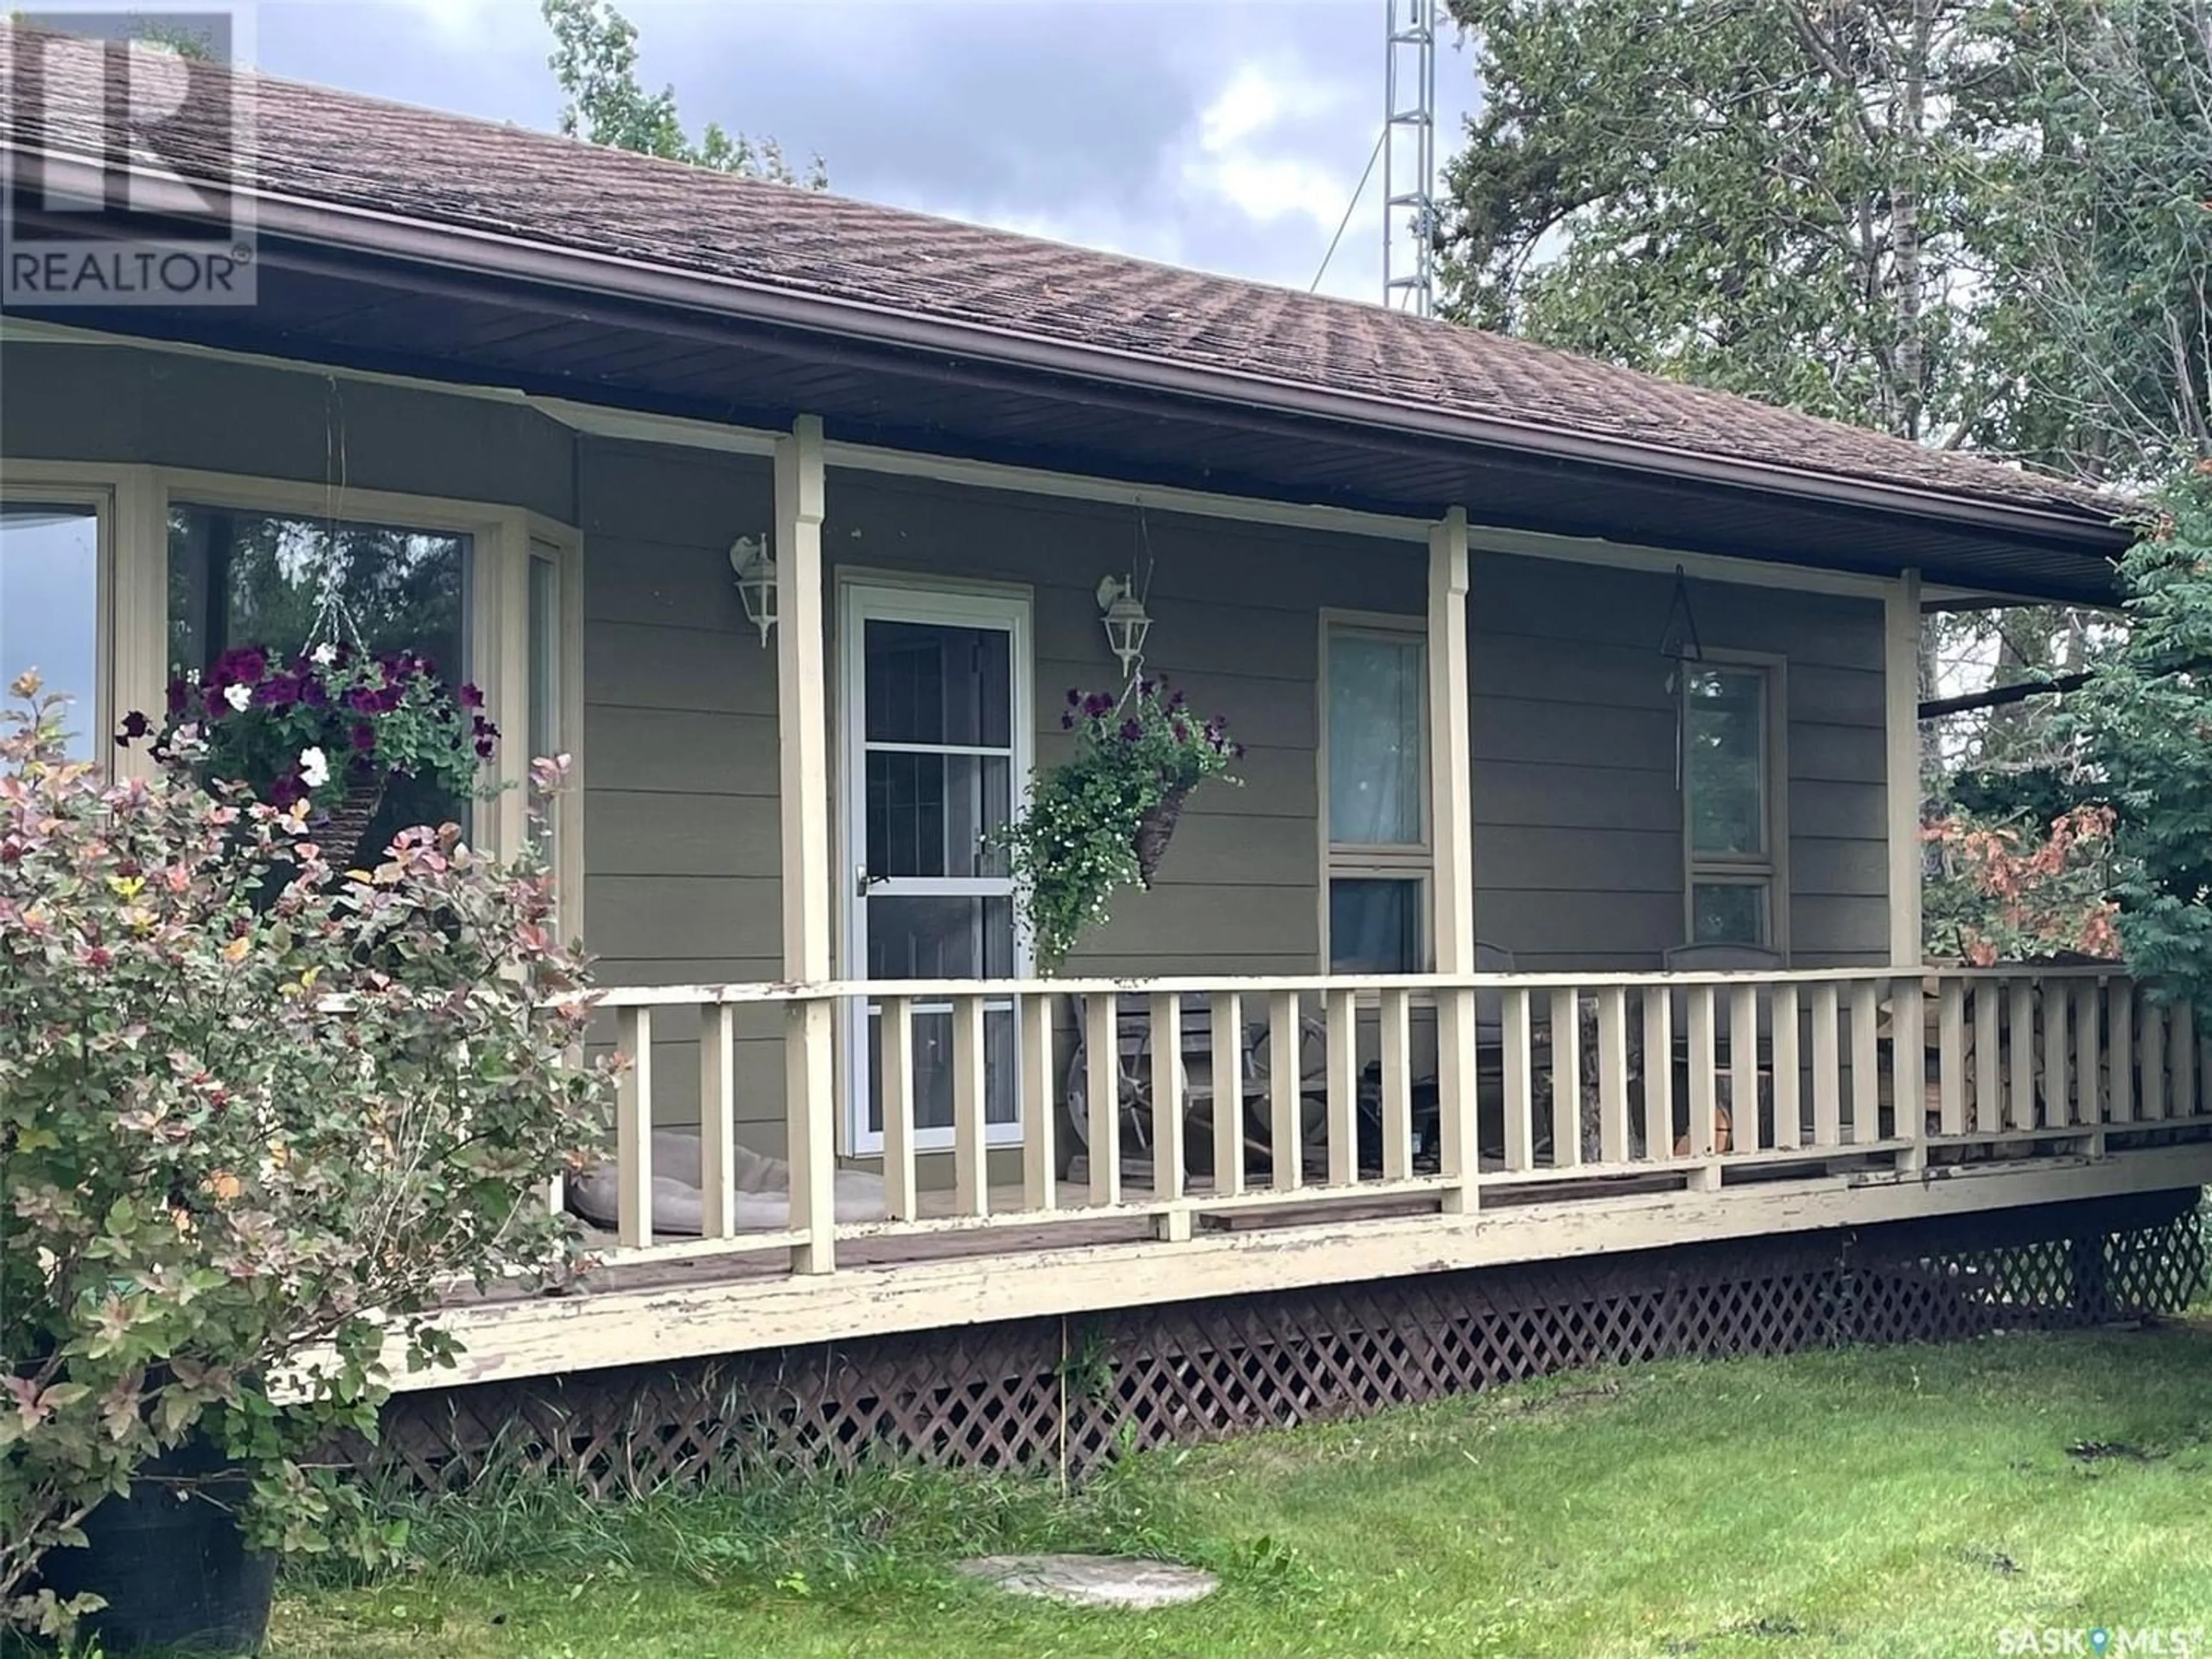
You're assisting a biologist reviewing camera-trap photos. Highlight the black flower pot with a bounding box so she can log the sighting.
[36,1436,276,1656]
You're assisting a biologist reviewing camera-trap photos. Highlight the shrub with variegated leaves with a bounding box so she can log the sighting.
[0,675,613,1641]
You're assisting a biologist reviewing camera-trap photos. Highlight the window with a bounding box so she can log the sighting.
[527,541,564,874]
[1683,661,1781,946]
[0,502,101,759]
[168,502,472,844]
[1324,623,1427,971]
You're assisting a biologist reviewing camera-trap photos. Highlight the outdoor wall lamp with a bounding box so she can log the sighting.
[729,533,777,645]
[1097,573,1153,681]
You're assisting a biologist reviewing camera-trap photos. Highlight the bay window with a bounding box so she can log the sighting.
[526,540,565,875]
[0,467,577,913]
[168,502,474,845]
[0,500,102,758]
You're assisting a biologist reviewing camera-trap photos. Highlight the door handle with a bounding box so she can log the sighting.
[856,863,889,897]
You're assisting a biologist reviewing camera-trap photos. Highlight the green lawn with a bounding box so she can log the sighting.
[274,1325,2212,1658]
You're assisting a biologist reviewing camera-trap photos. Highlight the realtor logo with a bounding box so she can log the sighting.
[2,3,258,305]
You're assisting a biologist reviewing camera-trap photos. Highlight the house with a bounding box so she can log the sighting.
[2,33,2203,1479]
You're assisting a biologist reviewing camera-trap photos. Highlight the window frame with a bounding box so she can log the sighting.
[1679,649,1789,955]
[505,524,584,933]
[1318,609,1432,974]
[6,462,583,922]
[0,469,121,768]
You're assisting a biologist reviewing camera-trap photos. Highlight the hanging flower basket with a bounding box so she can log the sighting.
[316,776,389,871]
[118,642,495,863]
[1132,783,1191,887]
[998,677,1240,972]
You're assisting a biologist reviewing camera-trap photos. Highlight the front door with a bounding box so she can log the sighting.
[840,581,1030,1153]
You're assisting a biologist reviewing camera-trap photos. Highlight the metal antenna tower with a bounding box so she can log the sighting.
[1382,0,1438,316]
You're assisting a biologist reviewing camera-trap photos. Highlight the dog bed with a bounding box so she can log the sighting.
[567,1127,889,1234]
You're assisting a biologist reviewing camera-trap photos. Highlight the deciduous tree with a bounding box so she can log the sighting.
[1439,0,2015,450]
[540,0,824,188]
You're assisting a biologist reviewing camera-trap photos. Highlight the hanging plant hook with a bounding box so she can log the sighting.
[1658,563,1704,692]
[310,373,367,660]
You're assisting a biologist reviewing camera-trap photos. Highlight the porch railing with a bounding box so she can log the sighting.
[572,966,2210,1274]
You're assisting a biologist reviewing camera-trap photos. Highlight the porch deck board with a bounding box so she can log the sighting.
[407,1141,2212,1396]
[531,1153,1868,1304]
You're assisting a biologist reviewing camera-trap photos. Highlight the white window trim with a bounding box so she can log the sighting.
[1680,649,1790,955]
[510,520,585,935]
[1318,608,1431,972]
[6,461,584,922]
[0,464,138,770]
[835,573,1035,1157]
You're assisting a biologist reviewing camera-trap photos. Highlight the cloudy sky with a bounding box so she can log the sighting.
[244,0,1480,306]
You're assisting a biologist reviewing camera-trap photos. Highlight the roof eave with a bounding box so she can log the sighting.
[0,140,2134,562]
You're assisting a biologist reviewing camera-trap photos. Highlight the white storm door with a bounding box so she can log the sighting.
[840,582,1031,1154]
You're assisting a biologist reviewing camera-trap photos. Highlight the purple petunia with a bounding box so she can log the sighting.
[458,683,485,710]
[1119,718,1143,743]
[115,710,151,745]
[350,722,377,753]
[1065,688,1081,707]
[1061,712,1075,730]
[257,672,304,709]
[165,680,188,716]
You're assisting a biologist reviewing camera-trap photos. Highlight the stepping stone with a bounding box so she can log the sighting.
[955,1553,1219,1609]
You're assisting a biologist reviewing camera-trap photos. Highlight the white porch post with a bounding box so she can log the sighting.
[109,466,166,785]
[1427,506,1478,1213]
[1884,569,1924,968]
[776,414,836,1274]
[1885,567,1925,1171]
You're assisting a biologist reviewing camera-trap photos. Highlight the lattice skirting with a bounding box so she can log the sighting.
[361,1188,2206,1495]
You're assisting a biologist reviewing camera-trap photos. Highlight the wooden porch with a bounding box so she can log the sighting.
[415,963,2212,1390]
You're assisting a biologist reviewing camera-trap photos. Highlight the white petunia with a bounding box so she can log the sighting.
[298,746,330,789]
[310,642,336,667]
[222,681,252,712]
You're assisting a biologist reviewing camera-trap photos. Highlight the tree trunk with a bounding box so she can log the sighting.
[1889,0,1935,442]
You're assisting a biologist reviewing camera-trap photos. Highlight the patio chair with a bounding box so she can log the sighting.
[1662,941,1787,973]
[1664,942,1786,1041]
[1355,940,1514,1172]
[1474,938,1516,1048]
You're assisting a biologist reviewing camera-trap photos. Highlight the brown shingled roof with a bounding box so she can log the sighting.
[0,29,2115,526]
